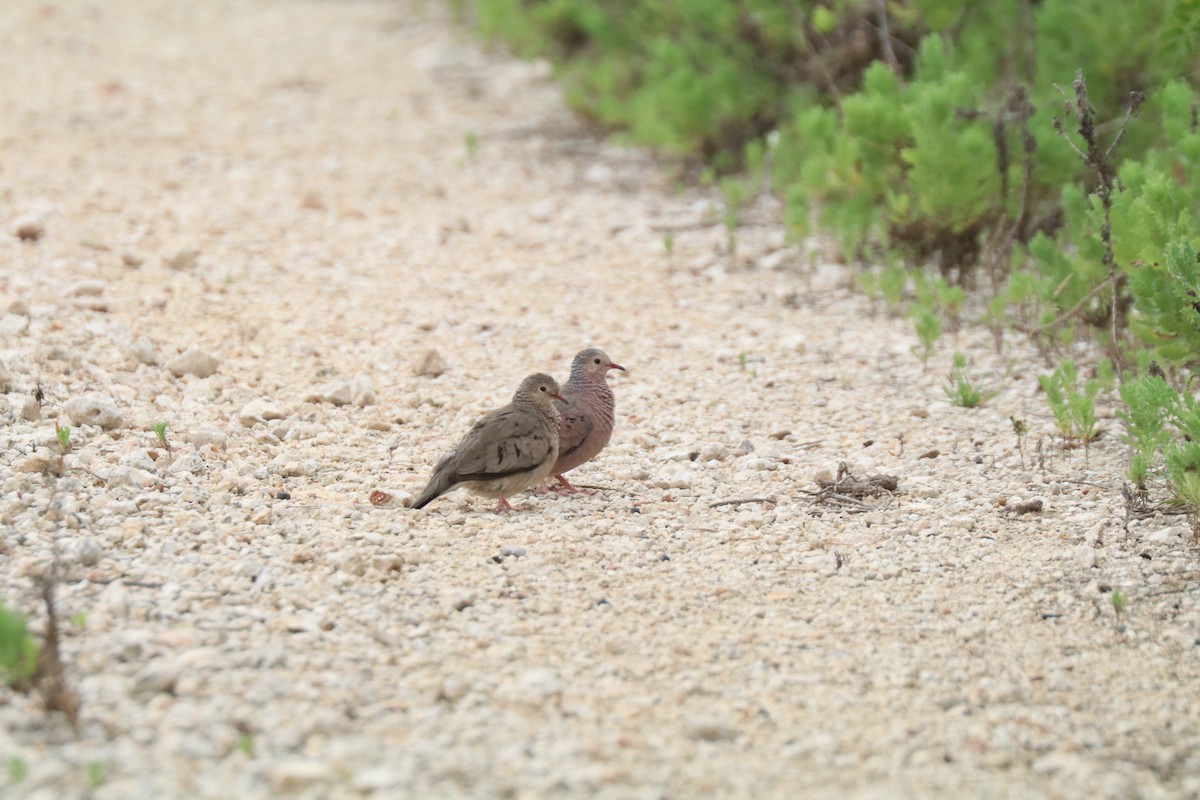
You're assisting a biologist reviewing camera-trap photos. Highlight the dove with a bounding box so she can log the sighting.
[412,373,564,512]
[544,348,625,493]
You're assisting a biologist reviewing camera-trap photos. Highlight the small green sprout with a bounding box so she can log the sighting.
[55,423,71,452]
[942,352,993,408]
[1111,589,1127,615]
[152,422,171,453]
[86,760,104,789]
[7,756,27,784]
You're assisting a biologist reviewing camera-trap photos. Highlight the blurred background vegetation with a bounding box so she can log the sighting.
[457,0,1200,525]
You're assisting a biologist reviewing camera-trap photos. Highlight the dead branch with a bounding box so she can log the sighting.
[709,497,776,509]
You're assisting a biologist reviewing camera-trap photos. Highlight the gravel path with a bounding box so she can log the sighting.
[2,2,1199,798]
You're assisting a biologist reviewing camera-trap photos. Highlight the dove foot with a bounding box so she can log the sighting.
[555,475,593,495]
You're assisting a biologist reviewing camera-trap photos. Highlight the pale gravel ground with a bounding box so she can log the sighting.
[1,2,1199,798]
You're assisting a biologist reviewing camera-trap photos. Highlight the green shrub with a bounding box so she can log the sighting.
[1038,359,1113,447]
[0,603,38,687]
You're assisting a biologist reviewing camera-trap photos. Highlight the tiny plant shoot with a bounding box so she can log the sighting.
[55,423,71,452]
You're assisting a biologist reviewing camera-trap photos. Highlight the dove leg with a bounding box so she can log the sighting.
[554,475,593,495]
[493,497,517,512]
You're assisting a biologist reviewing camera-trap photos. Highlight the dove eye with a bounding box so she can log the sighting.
[540,386,547,392]
[593,358,601,365]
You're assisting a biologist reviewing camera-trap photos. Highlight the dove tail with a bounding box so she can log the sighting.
[411,470,453,509]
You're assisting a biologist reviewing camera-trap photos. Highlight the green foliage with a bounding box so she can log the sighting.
[7,757,27,785]
[0,602,38,686]
[152,422,168,446]
[943,352,992,407]
[86,760,104,789]
[55,423,71,452]
[778,39,1002,259]
[878,266,907,311]
[1119,371,1200,520]
[1118,375,1175,476]
[468,0,1200,527]
[1128,238,1200,365]
[1111,588,1127,617]
[914,272,965,328]
[911,304,942,366]
[1038,359,1113,445]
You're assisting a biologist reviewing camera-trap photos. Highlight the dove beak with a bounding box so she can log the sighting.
[608,362,626,371]
[553,393,566,402]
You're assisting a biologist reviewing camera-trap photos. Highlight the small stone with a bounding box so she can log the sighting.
[0,359,12,391]
[415,348,449,377]
[189,427,227,450]
[119,450,158,473]
[811,262,852,291]
[529,199,555,222]
[1073,544,1097,570]
[11,214,45,241]
[164,248,199,270]
[19,454,51,474]
[1148,526,1185,544]
[353,767,408,792]
[685,719,740,742]
[0,315,28,337]
[500,546,527,558]
[369,490,399,507]
[168,453,206,475]
[234,558,263,579]
[67,279,106,297]
[448,589,476,611]
[308,381,353,406]
[106,466,159,488]
[270,760,334,792]
[238,398,285,427]
[517,668,562,700]
[133,659,181,695]
[72,296,110,313]
[120,250,145,267]
[126,336,159,366]
[911,407,930,419]
[92,580,130,627]
[20,396,40,421]
[918,449,940,459]
[167,347,219,378]
[352,374,376,406]
[1084,522,1107,546]
[698,443,729,462]
[66,392,124,429]
[64,536,103,567]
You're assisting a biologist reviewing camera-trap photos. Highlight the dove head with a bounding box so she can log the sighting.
[515,372,565,407]
[570,348,625,381]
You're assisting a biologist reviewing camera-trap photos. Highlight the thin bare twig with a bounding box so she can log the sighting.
[1019,273,1121,336]
[873,0,900,73]
[709,497,776,509]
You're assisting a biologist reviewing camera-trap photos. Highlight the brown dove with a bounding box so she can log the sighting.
[543,348,625,493]
[412,373,564,512]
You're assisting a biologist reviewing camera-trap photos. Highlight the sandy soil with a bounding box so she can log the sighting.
[1,1,1198,798]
